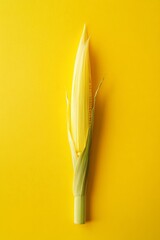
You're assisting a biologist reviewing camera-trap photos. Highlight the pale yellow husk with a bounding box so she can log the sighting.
[66,25,102,224]
[70,25,92,156]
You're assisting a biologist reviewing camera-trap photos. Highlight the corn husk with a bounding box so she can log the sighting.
[67,25,102,224]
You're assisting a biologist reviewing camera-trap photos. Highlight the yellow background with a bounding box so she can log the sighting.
[0,0,160,239]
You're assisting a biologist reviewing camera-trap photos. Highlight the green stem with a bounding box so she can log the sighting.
[74,195,86,224]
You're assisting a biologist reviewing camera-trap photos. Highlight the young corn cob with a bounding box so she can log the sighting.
[67,25,102,224]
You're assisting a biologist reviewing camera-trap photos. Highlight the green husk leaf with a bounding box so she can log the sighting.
[67,79,103,223]
[73,79,103,197]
